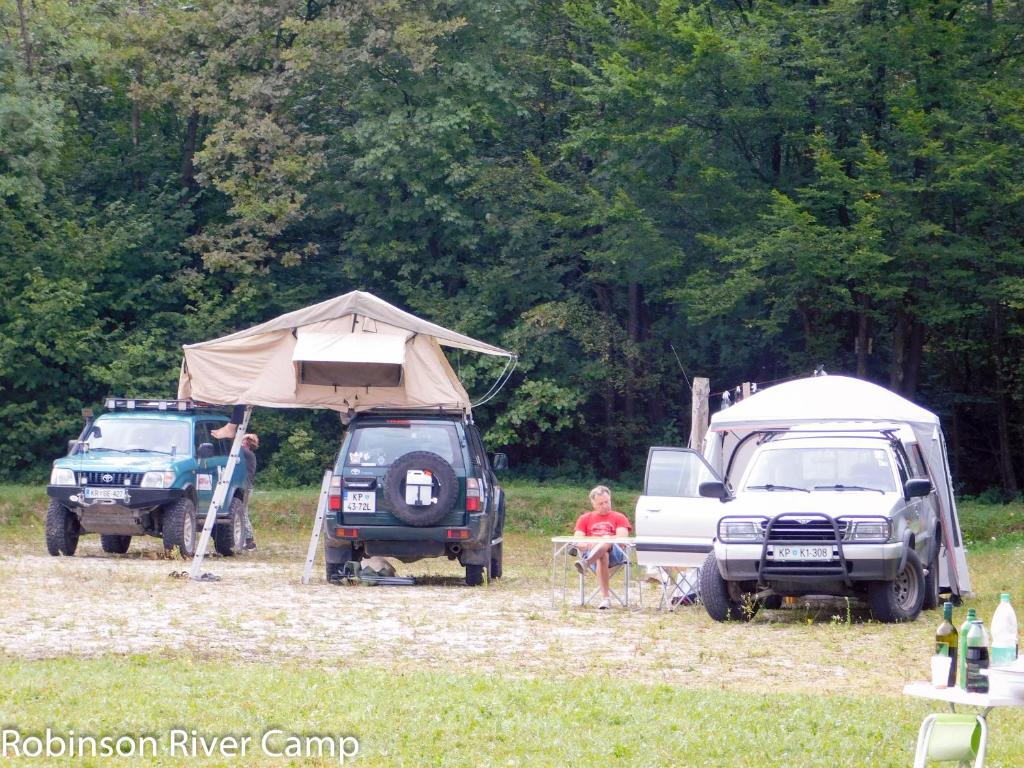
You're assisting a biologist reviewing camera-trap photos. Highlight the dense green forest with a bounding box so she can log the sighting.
[1,0,1022,491]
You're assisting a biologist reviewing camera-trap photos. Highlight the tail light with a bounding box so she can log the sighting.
[329,475,343,511]
[466,477,482,512]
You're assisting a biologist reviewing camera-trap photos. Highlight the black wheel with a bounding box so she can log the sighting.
[162,497,197,557]
[45,499,79,556]
[325,544,353,583]
[699,551,757,621]
[465,564,484,586]
[383,451,458,527]
[100,535,131,554]
[922,536,941,611]
[214,497,245,556]
[868,549,925,623]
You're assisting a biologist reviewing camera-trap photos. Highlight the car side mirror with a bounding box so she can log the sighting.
[904,478,932,499]
[491,453,509,472]
[699,480,731,501]
[197,443,214,460]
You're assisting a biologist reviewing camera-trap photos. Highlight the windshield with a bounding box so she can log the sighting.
[84,418,191,456]
[743,446,897,492]
[346,424,464,468]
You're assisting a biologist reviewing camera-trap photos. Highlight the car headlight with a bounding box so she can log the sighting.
[141,471,176,489]
[720,520,764,542]
[846,520,891,542]
[50,467,76,486]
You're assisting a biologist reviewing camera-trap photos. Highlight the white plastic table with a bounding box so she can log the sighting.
[550,536,639,609]
[903,682,1023,718]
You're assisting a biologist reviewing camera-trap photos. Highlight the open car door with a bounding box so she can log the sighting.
[634,447,726,569]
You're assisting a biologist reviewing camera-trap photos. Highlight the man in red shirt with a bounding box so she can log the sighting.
[573,485,632,609]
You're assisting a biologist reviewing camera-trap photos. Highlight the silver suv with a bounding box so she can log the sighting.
[698,427,939,622]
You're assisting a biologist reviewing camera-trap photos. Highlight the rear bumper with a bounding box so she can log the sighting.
[323,514,489,560]
[714,541,904,582]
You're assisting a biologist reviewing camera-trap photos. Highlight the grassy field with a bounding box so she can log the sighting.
[4,656,1015,767]
[2,483,1024,766]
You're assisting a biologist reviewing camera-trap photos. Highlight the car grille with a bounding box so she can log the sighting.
[78,471,144,487]
[762,518,848,542]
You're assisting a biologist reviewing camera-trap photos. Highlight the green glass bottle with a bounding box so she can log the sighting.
[965,620,990,693]
[935,601,958,688]
[958,607,977,690]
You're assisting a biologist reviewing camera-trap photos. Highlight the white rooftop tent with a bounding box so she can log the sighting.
[177,290,514,413]
[702,375,972,597]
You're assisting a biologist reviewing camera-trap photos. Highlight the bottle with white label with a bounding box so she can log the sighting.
[991,592,1019,667]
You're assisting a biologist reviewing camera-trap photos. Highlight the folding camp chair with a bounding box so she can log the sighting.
[573,546,636,608]
[912,713,987,768]
[656,567,701,611]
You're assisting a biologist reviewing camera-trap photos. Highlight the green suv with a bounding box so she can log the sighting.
[45,399,250,557]
[323,411,507,585]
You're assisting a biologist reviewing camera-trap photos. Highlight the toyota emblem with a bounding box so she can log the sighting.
[101,473,114,484]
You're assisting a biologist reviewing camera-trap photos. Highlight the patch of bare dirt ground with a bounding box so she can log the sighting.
[0,530,940,695]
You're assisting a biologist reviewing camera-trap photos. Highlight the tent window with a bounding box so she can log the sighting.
[300,361,402,388]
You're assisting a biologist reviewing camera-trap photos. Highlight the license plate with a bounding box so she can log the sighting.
[343,490,376,514]
[84,487,127,500]
[772,545,832,561]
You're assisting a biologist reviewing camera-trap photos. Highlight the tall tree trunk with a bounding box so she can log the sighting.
[180,110,199,192]
[855,302,869,379]
[891,312,906,392]
[624,281,642,422]
[15,0,33,75]
[992,304,1019,495]
[130,0,147,192]
[905,318,924,400]
[890,310,922,398]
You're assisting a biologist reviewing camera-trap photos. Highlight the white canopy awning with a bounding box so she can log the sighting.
[702,375,971,596]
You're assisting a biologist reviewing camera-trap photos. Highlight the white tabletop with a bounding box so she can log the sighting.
[550,536,636,544]
[903,682,1024,709]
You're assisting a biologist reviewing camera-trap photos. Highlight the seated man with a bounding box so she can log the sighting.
[573,485,632,609]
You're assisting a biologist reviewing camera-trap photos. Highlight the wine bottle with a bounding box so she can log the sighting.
[935,601,958,687]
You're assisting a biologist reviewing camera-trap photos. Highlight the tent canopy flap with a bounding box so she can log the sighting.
[293,330,407,388]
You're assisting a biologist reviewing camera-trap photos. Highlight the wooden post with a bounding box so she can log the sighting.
[742,381,752,400]
[689,377,710,451]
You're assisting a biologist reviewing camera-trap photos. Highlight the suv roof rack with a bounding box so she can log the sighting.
[104,398,224,413]
[355,406,469,420]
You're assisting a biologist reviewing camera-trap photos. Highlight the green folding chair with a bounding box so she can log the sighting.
[912,713,987,768]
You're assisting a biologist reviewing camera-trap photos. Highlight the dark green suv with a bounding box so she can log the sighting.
[322,411,506,585]
[45,399,250,557]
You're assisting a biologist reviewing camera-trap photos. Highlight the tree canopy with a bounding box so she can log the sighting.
[1,0,1022,493]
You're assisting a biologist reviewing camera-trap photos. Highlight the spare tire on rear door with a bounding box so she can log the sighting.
[383,451,458,527]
